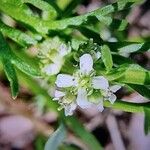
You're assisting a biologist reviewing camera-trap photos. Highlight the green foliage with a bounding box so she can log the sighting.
[128,84,150,99]
[0,20,37,46]
[66,117,103,150]
[44,124,66,150]
[3,59,19,99]
[11,55,40,76]
[0,32,18,98]
[106,42,150,53]
[0,0,139,33]
[101,45,113,72]
[0,32,40,98]
[117,64,150,85]
[22,0,57,20]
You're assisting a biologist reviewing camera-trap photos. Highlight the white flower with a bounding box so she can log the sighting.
[55,74,77,88]
[102,85,121,104]
[76,88,92,109]
[79,54,93,75]
[54,90,77,116]
[42,63,61,76]
[92,76,109,90]
[39,37,71,76]
[54,53,121,116]
[64,102,77,116]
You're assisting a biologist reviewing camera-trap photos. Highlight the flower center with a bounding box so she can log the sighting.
[80,76,91,87]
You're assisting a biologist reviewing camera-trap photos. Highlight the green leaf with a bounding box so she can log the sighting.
[117,64,150,85]
[144,107,150,135]
[50,0,137,30]
[104,63,150,85]
[66,117,103,150]
[0,0,138,33]
[0,32,12,60]
[0,0,49,34]
[77,26,103,44]
[110,19,128,31]
[2,59,19,99]
[112,54,133,65]
[0,30,40,77]
[118,43,150,54]
[22,0,57,20]
[104,65,126,81]
[44,124,66,150]
[0,20,37,46]
[0,32,19,98]
[60,145,80,150]
[0,31,40,99]
[101,45,113,72]
[56,0,72,10]
[11,55,41,76]
[106,42,150,53]
[104,100,145,113]
[62,0,83,17]
[128,84,150,99]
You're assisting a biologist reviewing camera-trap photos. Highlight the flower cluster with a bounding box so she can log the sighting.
[38,37,71,76]
[54,54,121,116]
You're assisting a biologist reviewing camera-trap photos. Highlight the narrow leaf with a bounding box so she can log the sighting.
[44,124,66,150]
[0,32,19,98]
[128,84,150,99]
[77,26,103,44]
[62,0,83,17]
[101,45,113,71]
[0,0,49,34]
[0,0,138,33]
[118,64,150,85]
[22,0,57,20]
[107,42,150,53]
[118,43,150,54]
[50,0,138,30]
[66,117,103,150]
[110,19,128,31]
[0,20,37,46]
[104,66,126,81]
[11,55,41,77]
[104,100,145,113]
[2,59,19,99]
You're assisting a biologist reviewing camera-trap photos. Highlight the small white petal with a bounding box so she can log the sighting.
[97,101,104,112]
[64,102,77,116]
[108,93,117,104]
[54,90,65,98]
[53,98,59,101]
[92,76,109,90]
[59,44,70,56]
[110,85,121,93]
[55,74,75,87]
[76,88,92,109]
[43,63,60,75]
[95,51,101,60]
[79,54,93,74]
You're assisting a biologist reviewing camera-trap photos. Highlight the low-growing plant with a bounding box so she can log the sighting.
[0,0,150,149]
